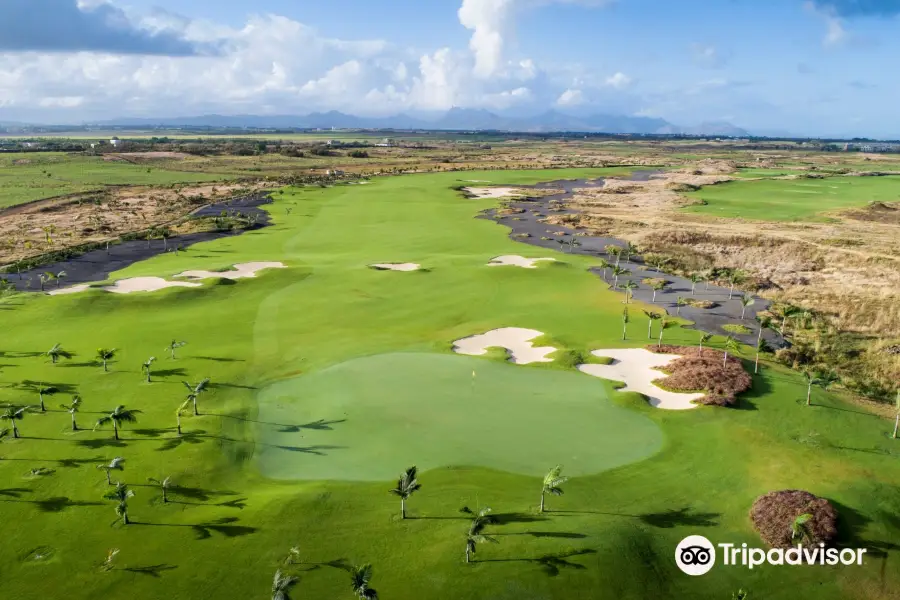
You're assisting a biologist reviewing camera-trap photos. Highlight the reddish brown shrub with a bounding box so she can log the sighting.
[647,345,752,407]
[750,490,838,548]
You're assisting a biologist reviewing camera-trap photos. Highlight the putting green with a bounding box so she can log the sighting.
[255,352,664,481]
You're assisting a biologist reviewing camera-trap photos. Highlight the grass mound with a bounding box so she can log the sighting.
[685,298,717,309]
[722,324,752,335]
[647,345,751,407]
[750,490,838,548]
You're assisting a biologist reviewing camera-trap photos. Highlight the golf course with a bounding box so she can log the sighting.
[2,168,899,600]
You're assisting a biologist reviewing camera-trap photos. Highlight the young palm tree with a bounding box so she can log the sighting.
[40,272,56,290]
[699,333,713,357]
[727,270,747,300]
[643,311,662,340]
[60,395,82,431]
[175,400,191,435]
[165,339,187,359]
[461,507,497,563]
[892,390,900,439]
[612,266,630,288]
[271,570,299,600]
[803,371,817,406]
[676,296,688,316]
[790,513,813,545]
[756,316,772,344]
[815,371,840,399]
[653,257,671,273]
[103,482,135,525]
[754,339,770,375]
[703,269,715,290]
[94,405,141,440]
[55,270,67,288]
[351,564,378,600]
[142,357,156,383]
[605,245,622,266]
[32,383,58,412]
[1,406,26,438]
[621,280,639,304]
[651,281,667,302]
[774,304,801,336]
[657,318,671,348]
[689,273,703,296]
[624,241,639,262]
[389,466,421,519]
[183,378,211,416]
[540,465,567,513]
[596,258,611,280]
[723,337,741,367]
[733,590,750,600]
[740,295,756,320]
[147,476,173,503]
[96,348,117,372]
[97,457,125,485]
[621,307,629,341]
[46,343,72,364]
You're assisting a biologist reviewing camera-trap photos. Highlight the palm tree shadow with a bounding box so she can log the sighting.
[483,549,597,577]
[491,512,549,526]
[123,564,178,578]
[637,507,721,528]
[33,496,103,512]
[170,485,240,502]
[273,444,346,455]
[152,368,188,379]
[210,382,258,391]
[134,516,257,540]
[195,356,245,363]
[0,487,32,498]
[75,438,127,449]
[156,432,207,451]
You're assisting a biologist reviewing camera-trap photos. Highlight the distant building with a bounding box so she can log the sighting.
[375,137,394,147]
[326,169,345,176]
[110,137,121,147]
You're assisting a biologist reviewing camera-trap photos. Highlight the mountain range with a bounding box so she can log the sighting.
[89,108,751,136]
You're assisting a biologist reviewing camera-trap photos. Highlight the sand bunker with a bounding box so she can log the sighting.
[102,277,202,294]
[488,255,556,269]
[176,261,285,280]
[464,187,524,199]
[452,328,556,365]
[47,284,91,296]
[577,348,704,410]
[370,263,421,271]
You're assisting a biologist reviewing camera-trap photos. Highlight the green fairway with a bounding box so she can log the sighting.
[1,167,899,600]
[256,352,663,481]
[684,175,900,220]
[0,152,234,208]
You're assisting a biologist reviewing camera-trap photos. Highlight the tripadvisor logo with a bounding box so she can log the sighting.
[675,535,867,575]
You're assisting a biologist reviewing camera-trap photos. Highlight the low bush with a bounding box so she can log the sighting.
[648,345,751,407]
[750,490,838,548]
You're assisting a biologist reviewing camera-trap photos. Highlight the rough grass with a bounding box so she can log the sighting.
[648,345,752,406]
[723,324,753,335]
[750,490,839,548]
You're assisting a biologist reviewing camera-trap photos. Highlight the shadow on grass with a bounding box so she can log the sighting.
[123,564,178,578]
[1,495,103,512]
[480,548,597,577]
[152,368,188,379]
[212,414,346,433]
[495,531,588,539]
[210,382,258,391]
[636,507,721,528]
[195,356,245,363]
[134,516,257,540]
[0,487,32,498]
[168,485,240,503]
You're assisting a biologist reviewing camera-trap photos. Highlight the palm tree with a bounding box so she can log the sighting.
[740,295,756,320]
[790,513,813,545]
[46,343,72,364]
[183,378,211,416]
[643,311,662,339]
[689,273,704,296]
[815,371,840,398]
[624,241,639,262]
[699,333,713,357]
[676,296,688,316]
[892,390,899,440]
[803,371,817,406]
[147,476,173,503]
[621,280,638,304]
[651,281,667,302]
[55,270,67,288]
[703,269,715,290]
[612,266,630,288]
[774,304,801,336]
[605,245,622,266]
[103,482,134,525]
[142,357,156,383]
[97,457,125,485]
[271,570,299,600]
[350,564,378,599]
[94,405,141,440]
[1,406,26,438]
[540,465,567,513]
[596,258,611,280]
[723,337,740,367]
[727,270,746,300]
[175,400,191,435]
[60,395,82,431]
[461,506,497,563]
[165,339,187,359]
[756,316,772,344]
[30,382,58,412]
[657,318,671,348]
[389,466,421,519]
[652,257,671,273]
[621,307,629,341]
[733,590,750,600]
[754,339,770,375]
[568,237,581,253]
[41,272,56,290]
[96,348,117,372]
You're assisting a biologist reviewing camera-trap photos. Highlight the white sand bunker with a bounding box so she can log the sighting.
[103,277,202,294]
[452,328,556,365]
[176,261,285,280]
[488,255,556,269]
[464,187,524,199]
[370,263,421,271]
[577,348,704,410]
[47,284,91,296]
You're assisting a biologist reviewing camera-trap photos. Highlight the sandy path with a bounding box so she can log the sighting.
[370,263,421,271]
[177,261,285,280]
[577,348,704,410]
[488,255,556,269]
[452,328,556,364]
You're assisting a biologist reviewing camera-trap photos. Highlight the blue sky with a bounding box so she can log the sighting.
[0,0,898,136]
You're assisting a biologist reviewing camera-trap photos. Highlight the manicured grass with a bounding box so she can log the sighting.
[684,175,900,221]
[1,168,898,600]
[0,152,234,208]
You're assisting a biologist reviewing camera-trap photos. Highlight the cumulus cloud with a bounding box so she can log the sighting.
[0,0,207,55]
[809,0,900,18]
[556,88,585,106]
[605,72,633,90]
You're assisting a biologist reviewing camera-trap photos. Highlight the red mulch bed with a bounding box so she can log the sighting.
[647,345,752,407]
[750,490,838,548]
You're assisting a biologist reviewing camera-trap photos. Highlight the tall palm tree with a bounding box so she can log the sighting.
[461,507,497,563]
[740,295,756,320]
[643,311,662,340]
[657,318,671,348]
[46,343,72,364]
[97,457,125,485]
[612,266,630,288]
[351,564,378,599]
[676,296,688,316]
[651,281,667,302]
[756,316,772,345]
[389,466,421,519]
[605,245,622,266]
[94,405,141,440]
[1,406,26,438]
[540,465,567,513]
[271,570,299,600]
[621,280,638,304]
[103,482,134,525]
[621,307,629,341]
[790,513,813,545]
[166,339,187,359]
[176,400,191,435]
[689,273,703,296]
[803,371,817,406]
[183,378,211,416]
[703,269,715,290]
[723,337,740,367]
[624,242,639,262]
[147,476,173,503]
[596,258,611,280]
[699,333,713,357]
[142,357,156,383]
[754,339,770,375]
[30,382,58,412]
[892,390,899,440]
[96,348,117,372]
[60,395,82,431]
[727,270,747,300]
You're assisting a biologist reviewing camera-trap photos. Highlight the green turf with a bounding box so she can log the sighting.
[1,168,898,600]
[255,352,663,481]
[0,152,234,208]
[683,175,900,221]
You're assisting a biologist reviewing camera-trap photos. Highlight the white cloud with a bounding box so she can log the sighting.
[804,1,847,46]
[556,88,585,106]
[605,72,632,90]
